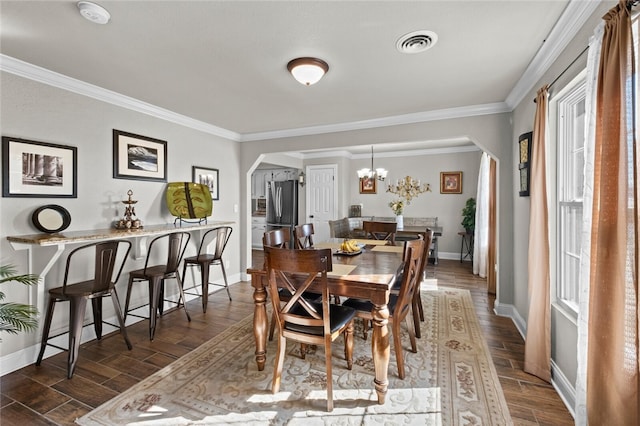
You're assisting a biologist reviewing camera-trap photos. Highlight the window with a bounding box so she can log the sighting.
[554,77,586,315]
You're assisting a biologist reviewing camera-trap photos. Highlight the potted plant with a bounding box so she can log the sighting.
[0,264,39,340]
[461,197,476,234]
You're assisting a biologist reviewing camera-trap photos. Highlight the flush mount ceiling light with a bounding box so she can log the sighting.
[77,1,111,24]
[287,57,329,86]
[396,30,438,54]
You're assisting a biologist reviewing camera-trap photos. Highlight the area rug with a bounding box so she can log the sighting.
[77,287,512,425]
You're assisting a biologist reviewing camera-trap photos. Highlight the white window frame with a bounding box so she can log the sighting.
[549,72,587,317]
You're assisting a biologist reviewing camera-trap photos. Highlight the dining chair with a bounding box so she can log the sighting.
[36,240,132,378]
[262,228,321,363]
[124,232,191,341]
[342,238,423,379]
[391,230,432,338]
[362,220,397,245]
[265,246,356,412]
[293,223,314,249]
[181,226,233,312]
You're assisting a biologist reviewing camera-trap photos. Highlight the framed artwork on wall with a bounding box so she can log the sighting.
[2,136,77,198]
[440,171,462,194]
[359,176,377,194]
[518,131,532,196]
[113,129,167,182]
[192,166,219,200]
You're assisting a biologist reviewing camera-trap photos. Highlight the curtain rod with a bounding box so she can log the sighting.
[533,46,589,103]
[533,0,638,103]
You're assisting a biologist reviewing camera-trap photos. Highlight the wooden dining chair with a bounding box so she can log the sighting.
[124,232,191,341]
[181,226,233,312]
[342,238,423,379]
[363,220,397,245]
[36,240,132,378]
[265,246,356,412]
[293,223,314,249]
[391,230,432,338]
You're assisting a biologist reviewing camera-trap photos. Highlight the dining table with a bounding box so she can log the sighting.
[246,238,405,405]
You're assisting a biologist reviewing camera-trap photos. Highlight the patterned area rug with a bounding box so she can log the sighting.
[77,287,512,425]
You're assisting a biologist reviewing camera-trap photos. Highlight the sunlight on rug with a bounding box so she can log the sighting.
[76,287,512,425]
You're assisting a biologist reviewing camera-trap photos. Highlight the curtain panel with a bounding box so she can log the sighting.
[585,1,638,424]
[524,85,551,383]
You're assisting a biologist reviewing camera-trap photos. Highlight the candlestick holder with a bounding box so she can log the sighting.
[114,189,143,229]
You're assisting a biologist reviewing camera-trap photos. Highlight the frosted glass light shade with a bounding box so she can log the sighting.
[287,57,329,86]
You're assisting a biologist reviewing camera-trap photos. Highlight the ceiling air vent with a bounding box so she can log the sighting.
[396,30,438,54]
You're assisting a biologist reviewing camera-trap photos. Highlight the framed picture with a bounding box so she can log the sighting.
[192,166,219,200]
[440,171,463,194]
[2,136,77,198]
[359,176,377,194]
[518,131,532,197]
[113,129,167,182]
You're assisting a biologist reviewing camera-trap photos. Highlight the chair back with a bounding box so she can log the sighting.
[394,239,424,321]
[263,228,290,248]
[62,240,132,294]
[199,226,233,259]
[420,229,433,280]
[293,223,314,249]
[265,246,333,337]
[363,220,397,245]
[144,232,191,273]
[328,218,350,238]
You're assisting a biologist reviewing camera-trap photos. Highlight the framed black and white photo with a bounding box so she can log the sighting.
[113,129,167,182]
[192,166,219,200]
[2,136,77,198]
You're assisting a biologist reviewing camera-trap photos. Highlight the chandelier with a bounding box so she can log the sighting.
[356,146,388,181]
[387,175,431,203]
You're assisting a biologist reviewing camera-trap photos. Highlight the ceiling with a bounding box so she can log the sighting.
[1,1,591,155]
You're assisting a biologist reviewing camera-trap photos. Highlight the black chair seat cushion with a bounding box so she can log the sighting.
[284,303,356,336]
[278,288,322,302]
[342,295,399,315]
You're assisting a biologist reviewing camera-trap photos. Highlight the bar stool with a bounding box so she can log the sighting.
[181,226,233,313]
[36,240,132,378]
[124,232,191,341]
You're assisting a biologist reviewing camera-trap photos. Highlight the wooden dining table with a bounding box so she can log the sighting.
[246,238,404,405]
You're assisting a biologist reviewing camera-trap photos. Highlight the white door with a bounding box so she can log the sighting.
[305,165,337,243]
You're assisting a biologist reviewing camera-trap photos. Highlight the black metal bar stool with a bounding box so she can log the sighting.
[181,226,233,313]
[124,232,191,340]
[36,240,132,378]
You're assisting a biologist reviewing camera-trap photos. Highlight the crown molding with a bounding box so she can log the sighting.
[505,0,601,109]
[239,102,511,142]
[299,143,480,160]
[0,54,242,141]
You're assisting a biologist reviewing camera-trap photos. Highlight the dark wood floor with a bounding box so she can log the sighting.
[0,256,573,425]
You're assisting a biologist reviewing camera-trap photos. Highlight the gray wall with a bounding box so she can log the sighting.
[509,0,613,405]
[0,72,241,363]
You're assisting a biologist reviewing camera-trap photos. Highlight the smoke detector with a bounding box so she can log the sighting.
[77,1,111,25]
[396,30,438,54]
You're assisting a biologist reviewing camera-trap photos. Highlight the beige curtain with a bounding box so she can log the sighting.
[524,85,551,382]
[586,1,638,424]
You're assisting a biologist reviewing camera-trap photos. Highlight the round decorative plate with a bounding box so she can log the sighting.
[31,205,71,233]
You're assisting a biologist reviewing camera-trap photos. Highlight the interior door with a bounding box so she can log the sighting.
[305,165,337,243]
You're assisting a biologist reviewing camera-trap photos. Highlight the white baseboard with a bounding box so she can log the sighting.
[1,274,241,377]
[493,302,575,419]
[551,359,576,419]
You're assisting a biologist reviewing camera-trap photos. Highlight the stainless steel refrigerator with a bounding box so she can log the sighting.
[266,180,298,242]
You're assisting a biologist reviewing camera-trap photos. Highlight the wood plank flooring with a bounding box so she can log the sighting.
[0,256,573,425]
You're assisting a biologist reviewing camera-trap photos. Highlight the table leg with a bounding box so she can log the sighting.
[251,273,268,371]
[371,302,390,405]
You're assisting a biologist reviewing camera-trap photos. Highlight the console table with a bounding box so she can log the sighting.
[7,221,235,325]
